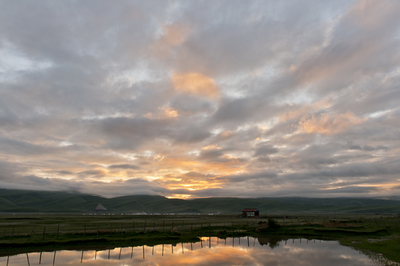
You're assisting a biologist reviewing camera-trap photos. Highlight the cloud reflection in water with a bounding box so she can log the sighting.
[3,237,389,266]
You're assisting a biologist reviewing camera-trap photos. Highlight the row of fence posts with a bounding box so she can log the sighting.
[5,217,399,242]
[5,219,262,242]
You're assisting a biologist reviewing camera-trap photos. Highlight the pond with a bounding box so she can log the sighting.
[2,237,397,266]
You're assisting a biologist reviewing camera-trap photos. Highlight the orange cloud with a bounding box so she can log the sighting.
[299,111,368,134]
[280,98,332,122]
[151,23,189,58]
[220,131,233,138]
[152,155,246,192]
[171,72,219,98]
[144,106,179,119]
[202,145,221,150]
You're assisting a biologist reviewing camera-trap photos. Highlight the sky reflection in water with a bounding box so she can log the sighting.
[3,237,388,266]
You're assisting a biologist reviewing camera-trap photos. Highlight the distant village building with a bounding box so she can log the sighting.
[95,203,107,211]
[241,208,260,218]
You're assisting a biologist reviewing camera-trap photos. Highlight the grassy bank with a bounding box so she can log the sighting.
[0,214,399,263]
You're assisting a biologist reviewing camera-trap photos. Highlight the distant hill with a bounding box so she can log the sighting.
[0,189,399,214]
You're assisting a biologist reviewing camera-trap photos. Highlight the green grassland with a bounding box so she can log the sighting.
[1,189,400,263]
[0,214,399,263]
[1,189,400,214]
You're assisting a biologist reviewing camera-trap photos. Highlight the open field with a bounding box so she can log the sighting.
[0,214,399,263]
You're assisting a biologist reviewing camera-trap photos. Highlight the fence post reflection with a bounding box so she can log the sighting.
[52,251,56,266]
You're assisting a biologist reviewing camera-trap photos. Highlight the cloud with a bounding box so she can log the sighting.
[151,23,190,58]
[253,145,279,157]
[144,106,179,119]
[108,164,140,170]
[347,143,388,151]
[78,169,107,177]
[0,0,399,199]
[321,186,379,194]
[171,73,219,98]
[199,149,225,161]
[299,112,368,134]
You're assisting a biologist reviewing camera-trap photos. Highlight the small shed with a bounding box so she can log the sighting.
[242,208,260,217]
[95,203,107,211]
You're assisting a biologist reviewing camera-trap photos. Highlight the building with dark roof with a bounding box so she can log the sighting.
[242,208,260,217]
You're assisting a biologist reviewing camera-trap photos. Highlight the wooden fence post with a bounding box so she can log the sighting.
[28,227,36,241]
[56,224,59,240]
[42,227,46,240]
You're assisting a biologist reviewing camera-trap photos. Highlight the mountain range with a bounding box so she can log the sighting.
[1,189,400,214]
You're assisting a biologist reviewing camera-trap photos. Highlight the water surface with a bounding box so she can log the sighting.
[2,237,396,266]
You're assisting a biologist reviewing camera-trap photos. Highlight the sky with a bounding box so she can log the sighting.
[0,0,400,199]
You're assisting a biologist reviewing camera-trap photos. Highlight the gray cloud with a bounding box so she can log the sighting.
[253,145,279,157]
[0,0,399,198]
[108,164,140,170]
